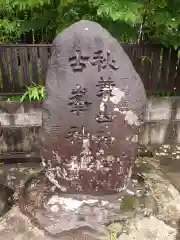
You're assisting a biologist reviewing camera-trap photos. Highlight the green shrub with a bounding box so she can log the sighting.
[7,82,46,102]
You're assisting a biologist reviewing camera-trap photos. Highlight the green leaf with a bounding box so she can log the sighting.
[20,92,28,102]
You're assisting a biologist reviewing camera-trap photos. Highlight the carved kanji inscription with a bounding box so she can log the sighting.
[68,50,90,72]
[68,84,92,116]
[66,126,90,143]
[96,77,116,97]
[92,126,115,148]
[96,77,116,123]
[91,50,119,72]
[96,104,115,123]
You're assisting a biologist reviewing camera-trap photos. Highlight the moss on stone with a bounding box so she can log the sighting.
[120,195,137,211]
[107,222,121,240]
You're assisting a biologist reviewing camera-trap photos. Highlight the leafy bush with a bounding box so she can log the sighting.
[7,83,46,102]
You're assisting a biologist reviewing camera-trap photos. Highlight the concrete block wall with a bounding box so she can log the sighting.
[0,102,41,158]
[140,97,180,146]
[0,97,179,157]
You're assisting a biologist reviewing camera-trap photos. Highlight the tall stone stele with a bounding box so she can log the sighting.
[41,20,147,195]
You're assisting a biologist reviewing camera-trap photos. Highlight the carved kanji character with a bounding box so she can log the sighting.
[96,103,115,123]
[92,126,115,148]
[68,84,92,116]
[66,126,89,143]
[91,50,119,72]
[68,50,90,72]
[96,77,115,97]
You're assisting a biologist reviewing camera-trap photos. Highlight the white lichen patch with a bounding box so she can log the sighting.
[155,152,167,156]
[67,159,79,171]
[50,204,60,213]
[7,174,16,181]
[114,108,141,126]
[110,87,125,104]
[122,110,140,126]
[101,200,109,206]
[42,160,46,167]
[131,135,138,143]
[96,160,104,170]
[47,195,98,211]
[113,107,120,112]
[106,155,115,162]
[46,169,67,192]
[100,101,105,112]
[79,136,93,170]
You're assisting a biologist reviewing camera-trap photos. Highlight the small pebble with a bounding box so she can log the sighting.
[162,145,170,149]
[158,152,167,156]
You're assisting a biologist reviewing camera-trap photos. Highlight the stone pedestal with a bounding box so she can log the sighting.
[19,170,147,239]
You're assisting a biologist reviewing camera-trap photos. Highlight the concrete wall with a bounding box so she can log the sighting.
[0,97,179,158]
[140,97,180,146]
[0,102,41,160]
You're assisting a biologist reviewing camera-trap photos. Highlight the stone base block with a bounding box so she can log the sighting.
[19,171,148,239]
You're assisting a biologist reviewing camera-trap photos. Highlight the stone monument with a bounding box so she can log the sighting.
[20,20,147,239]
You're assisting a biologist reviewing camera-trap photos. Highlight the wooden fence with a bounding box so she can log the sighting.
[0,44,179,95]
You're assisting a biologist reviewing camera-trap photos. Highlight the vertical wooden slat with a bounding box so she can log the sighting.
[148,47,153,92]
[160,47,171,91]
[0,47,11,92]
[141,46,146,90]
[123,46,130,58]
[141,46,152,92]
[29,47,39,84]
[123,46,128,55]
[0,47,6,92]
[129,46,134,61]
[9,47,21,91]
[139,47,144,77]
[39,46,49,84]
[150,46,161,93]
[168,48,178,92]
[48,45,52,58]
[146,47,153,92]
[132,47,136,66]
[19,47,30,86]
[134,47,143,78]
[174,60,180,94]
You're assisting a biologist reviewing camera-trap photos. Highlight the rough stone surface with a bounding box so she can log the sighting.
[0,184,14,217]
[0,206,52,240]
[0,163,41,200]
[41,20,147,194]
[118,216,177,240]
[0,207,112,240]
[19,170,146,237]
[151,144,180,192]
[143,165,180,226]
[0,157,180,239]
